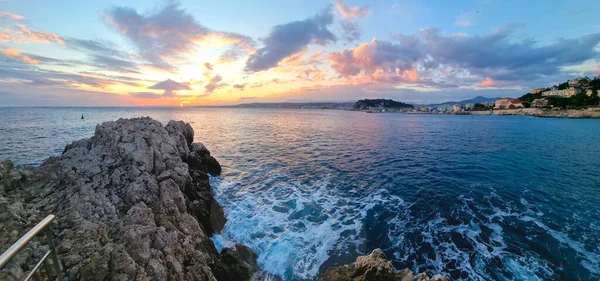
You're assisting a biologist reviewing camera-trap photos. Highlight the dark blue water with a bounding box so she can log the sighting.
[1,107,599,281]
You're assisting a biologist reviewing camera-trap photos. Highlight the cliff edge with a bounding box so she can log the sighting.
[0,117,256,281]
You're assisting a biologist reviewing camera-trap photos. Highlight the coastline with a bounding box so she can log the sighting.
[392,107,600,118]
[469,107,600,118]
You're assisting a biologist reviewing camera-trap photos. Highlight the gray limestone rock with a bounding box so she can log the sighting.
[0,117,255,281]
[319,249,450,281]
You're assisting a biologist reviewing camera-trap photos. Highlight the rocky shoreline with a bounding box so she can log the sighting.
[319,249,449,281]
[470,107,600,118]
[0,117,450,281]
[0,118,258,281]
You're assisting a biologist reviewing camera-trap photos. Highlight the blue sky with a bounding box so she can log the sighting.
[0,0,599,106]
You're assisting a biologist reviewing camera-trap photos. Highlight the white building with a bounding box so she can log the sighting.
[542,88,581,98]
[531,88,545,94]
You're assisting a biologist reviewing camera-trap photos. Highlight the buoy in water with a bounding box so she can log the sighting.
[81,114,84,119]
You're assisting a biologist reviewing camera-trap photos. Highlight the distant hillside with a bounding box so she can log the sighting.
[421,96,499,107]
[353,99,414,110]
[227,102,355,109]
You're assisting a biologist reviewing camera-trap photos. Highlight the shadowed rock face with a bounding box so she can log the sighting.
[319,249,450,281]
[0,117,254,281]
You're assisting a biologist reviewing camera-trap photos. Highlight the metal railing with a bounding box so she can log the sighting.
[0,215,63,281]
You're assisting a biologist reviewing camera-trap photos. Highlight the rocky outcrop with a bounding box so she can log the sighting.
[0,118,254,281]
[319,249,450,281]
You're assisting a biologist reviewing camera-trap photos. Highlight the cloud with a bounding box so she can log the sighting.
[0,11,24,20]
[148,79,191,91]
[334,0,369,19]
[218,48,243,63]
[476,77,511,88]
[205,74,226,93]
[129,91,166,99]
[592,66,600,73]
[233,83,246,91]
[340,21,361,43]
[128,79,195,104]
[245,7,336,72]
[0,24,64,44]
[328,27,600,88]
[203,62,213,70]
[328,38,422,77]
[105,2,255,70]
[455,11,476,27]
[564,6,591,15]
[90,55,140,73]
[66,38,129,57]
[2,48,39,64]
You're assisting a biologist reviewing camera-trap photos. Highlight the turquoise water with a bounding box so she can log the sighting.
[1,107,599,281]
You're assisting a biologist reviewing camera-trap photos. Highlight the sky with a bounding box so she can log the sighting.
[1,0,599,106]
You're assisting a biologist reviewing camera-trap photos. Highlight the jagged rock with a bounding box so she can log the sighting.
[0,118,255,281]
[213,244,258,281]
[319,249,450,281]
[188,142,222,176]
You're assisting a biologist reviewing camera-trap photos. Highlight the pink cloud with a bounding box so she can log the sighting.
[592,67,600,73]
[334,0,369,19]
[476,77,511,88]
[0,11,24,20]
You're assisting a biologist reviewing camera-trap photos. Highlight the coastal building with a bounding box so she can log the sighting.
[495,98,523,109]
[452,104,462,112]
[494,98,511,109]
[542,88,581,98]
[465,103,474,111]
[531,88,545,94]
[507,99,524,108]
[531,98,548,108]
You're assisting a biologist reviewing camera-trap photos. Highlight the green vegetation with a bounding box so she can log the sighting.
[557,81,569,90]
[353,99,414,110]
[473,103,493,111]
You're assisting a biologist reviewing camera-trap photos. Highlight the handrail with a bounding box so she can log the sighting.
[0,215,63,281]
[0,215,54,269]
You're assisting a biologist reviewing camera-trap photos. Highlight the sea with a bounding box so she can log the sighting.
[0,107,599,281]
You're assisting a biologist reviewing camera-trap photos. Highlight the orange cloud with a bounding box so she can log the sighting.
[2,48,21,57]
[477,77,496,88]
[0,11,24,20]
[2,48,39,64]
[17,25,64,44]
[20,55,39,64]
[592,67,600,73]
[0,24,64,44]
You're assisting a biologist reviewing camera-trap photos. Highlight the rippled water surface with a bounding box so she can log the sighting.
[1,107,599,281]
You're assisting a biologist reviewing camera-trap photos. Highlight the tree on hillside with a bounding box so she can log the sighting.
[519,92,542,103]
[590,89,599,106]
[557,81,569,90]
[569,92,590,107]
[473,103,491,111]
